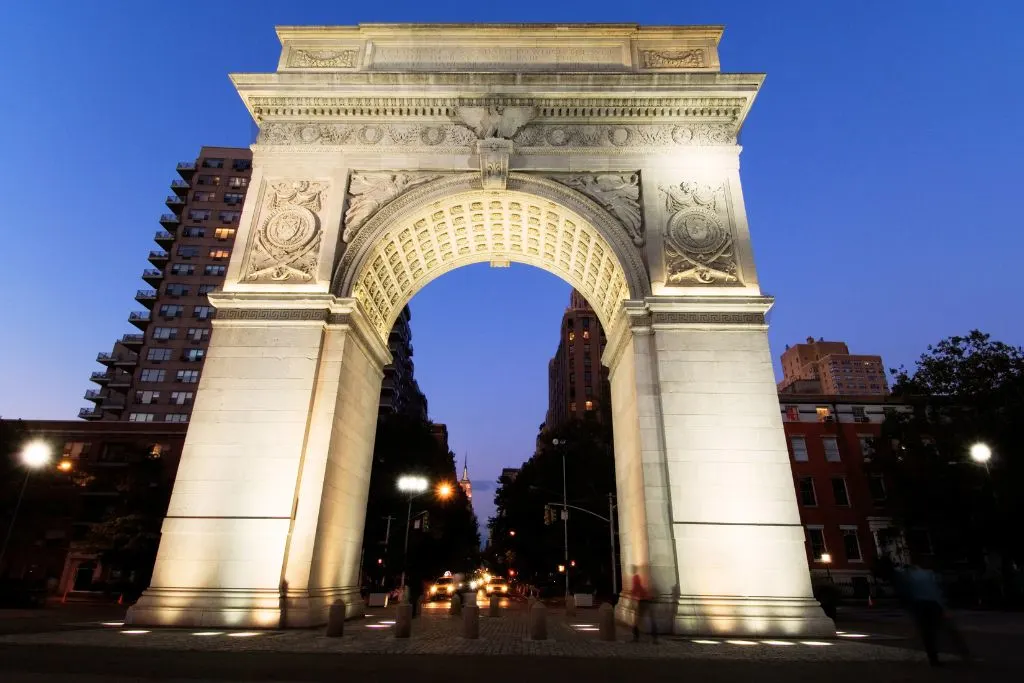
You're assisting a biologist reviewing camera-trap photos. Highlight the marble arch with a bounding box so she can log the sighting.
[127,23,834,637]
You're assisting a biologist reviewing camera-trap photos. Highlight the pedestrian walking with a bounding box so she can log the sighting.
[630,565,657,643]
[884,561,971,666]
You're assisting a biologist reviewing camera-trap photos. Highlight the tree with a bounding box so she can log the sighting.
[871,331,1024,598]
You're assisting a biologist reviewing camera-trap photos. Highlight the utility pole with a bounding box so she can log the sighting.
[381,516,394,588]
[608,492,618,596]
[553,438,570,600]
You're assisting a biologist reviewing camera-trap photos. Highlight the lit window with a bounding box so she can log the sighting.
[841,526,862,561]
[823,437,841,462]
[831,478,849,506]
[815,407,832,422]
[569,401,576,412]
[128,413,155,423]
[197,175,220,186]
[192,191,215,202]
[165,413,189,423]
[135,390,160,405]
[227,177,248,189]
[584,400,593,411]
[62,442,91,459]
[177,370,200,383]
[140,369,166,383]
[790,437,809,462]
[568,331,575,342]
[582,329,590,340]
[806,527,827,560]
[798,477,816,506]
[209,248,231,260]
[214,228,235,240]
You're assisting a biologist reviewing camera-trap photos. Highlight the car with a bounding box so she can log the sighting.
[428,575,458,600]
[484,576,509,595]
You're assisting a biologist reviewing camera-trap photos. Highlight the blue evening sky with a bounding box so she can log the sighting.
[1,2,1021,529]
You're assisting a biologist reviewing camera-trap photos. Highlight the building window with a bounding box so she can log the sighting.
[569,401,576,412]
[852,405,867,421]
[197,284,216,295]
[197,175,220,186]
[815,406,832,422]
[218,211,240,223]
[165,413,189,423]
[582,318,590,329]
[227,176,248,189]
[193,306,214,320]
[201,158,224,169]
[140,369,166,383]
[790,436,809,462]
[128,413,155,422]
[806,527,827,561]
[135,390,160,405]
[158,304,184,318]
[585,385,593,397]
[585,400,594,411]
[209,248,230,260]
[165,283,190,297]
[177,246,200,259]
[831,478,850,506]
[170,264,194,275]
[232,159,251,171]
[214,228,235,240]
[568,331,575,342]
[224,192,245,205]
[182,227,206,238]
[185,328,210,342]
[841,526,862,561]
[868,474,887,502]
[152,326,177,340]
[62,442,91,459]
[177,370,200,383]
[859,436,874,457]
[204,265,226,276]
[823,437,841,462]
[192,191,215,202]
[182,349,206,362]
[170,391,194,405]
[147,348,173,362]
[784,405,800,421]
[582,329,590,340]
[798,477,817,506]
[188,209,211,221]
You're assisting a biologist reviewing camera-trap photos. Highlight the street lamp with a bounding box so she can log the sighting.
[970,443,992,473]
[436,482,453,499]
[397,475,428,590]
[552,438,570,601]
[0,440,53,569]
[820,552,833,583]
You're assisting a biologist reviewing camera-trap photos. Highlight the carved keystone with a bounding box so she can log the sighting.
[476,139,512,190]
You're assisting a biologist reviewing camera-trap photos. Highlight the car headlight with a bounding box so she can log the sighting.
[430,586,437,594]
[469,581,478,589]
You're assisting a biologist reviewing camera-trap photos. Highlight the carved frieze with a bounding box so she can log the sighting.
[258,122,478,148]
[549,174,643,246]
[454,106,536,139]
[287,49,358,68]
[658,181,740,286]
[640,49,705,69]
[343,173,442,242]
[513,123,735,149]
[243,181,328,283]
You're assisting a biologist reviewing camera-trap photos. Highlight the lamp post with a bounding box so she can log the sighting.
[552,438,570,601]
[820,552,833,583]
[970,442,992,475]
[0,441,53,570]
[397,475,428,590]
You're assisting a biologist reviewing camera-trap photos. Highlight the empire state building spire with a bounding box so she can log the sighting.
[459,454,472,501]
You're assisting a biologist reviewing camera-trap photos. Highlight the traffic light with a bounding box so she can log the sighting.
[543,505,553,525]
[422,512,430,532]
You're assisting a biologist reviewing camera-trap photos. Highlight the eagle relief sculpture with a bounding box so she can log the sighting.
[244,181,327,282]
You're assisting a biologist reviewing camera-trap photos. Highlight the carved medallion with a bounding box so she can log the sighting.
[659,181,740,285]
[343,173,442,242]
[244,181,327,283]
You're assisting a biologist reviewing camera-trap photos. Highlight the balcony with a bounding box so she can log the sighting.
[109,372,132,388]
[121,333,144,348]
[90,371,111,385]
[170,179,190,197]
[128,311,151,329]
[142,269,164,286]
[101,396,126,411]
[148,250,169,266]
[159,213,179,228]
[165,194,186,212]
[135,289,157,308]
[114,352,139,367]
[96,352,114,366]
[79,407,102,420]
[154,230,175,248]
[177,161,196,180]
[84,389,102,403]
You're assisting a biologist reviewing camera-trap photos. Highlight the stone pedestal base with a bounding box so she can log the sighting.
[125,586,363,629]
[616,594,834,638]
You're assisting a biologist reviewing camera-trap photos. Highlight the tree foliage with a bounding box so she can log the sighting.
[872,331,1024,572]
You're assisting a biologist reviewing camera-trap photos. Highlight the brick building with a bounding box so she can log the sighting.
[545,289,609,427]
[779,337,888,396]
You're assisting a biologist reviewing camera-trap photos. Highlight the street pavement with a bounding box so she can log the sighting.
[0,599,1017,682]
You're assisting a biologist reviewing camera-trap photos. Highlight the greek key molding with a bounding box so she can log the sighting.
[650,311,765,325]
[215,308,329,322]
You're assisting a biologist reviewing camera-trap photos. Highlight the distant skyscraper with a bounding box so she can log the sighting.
[779,337,888,396]
[459,456,472,501]
[545,289,609,427]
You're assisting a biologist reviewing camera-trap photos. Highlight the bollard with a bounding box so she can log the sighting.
[450,594,463,616]
[566,594,576,617]
[395,603,412,638]
[598,602,615,642]
[463,603,480,639]
[489,593,500,617]
[529,601,548,640]
[325,599,346,637]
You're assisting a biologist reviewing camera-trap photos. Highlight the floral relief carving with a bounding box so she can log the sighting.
[513,123,734,149]
[551,174,644,246]
[343,173,442,242]
[258,123,478,148]
[244,181,327,283]
[287,49,358,68]
[658,181,740,286]
[640,49,706,69]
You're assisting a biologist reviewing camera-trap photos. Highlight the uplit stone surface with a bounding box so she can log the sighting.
[130,22,832,637]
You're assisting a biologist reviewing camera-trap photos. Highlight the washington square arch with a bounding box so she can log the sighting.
[126,23,834,637]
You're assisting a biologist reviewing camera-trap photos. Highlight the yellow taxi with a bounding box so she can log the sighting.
[484,576,509,595]
[429,575,457,600]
